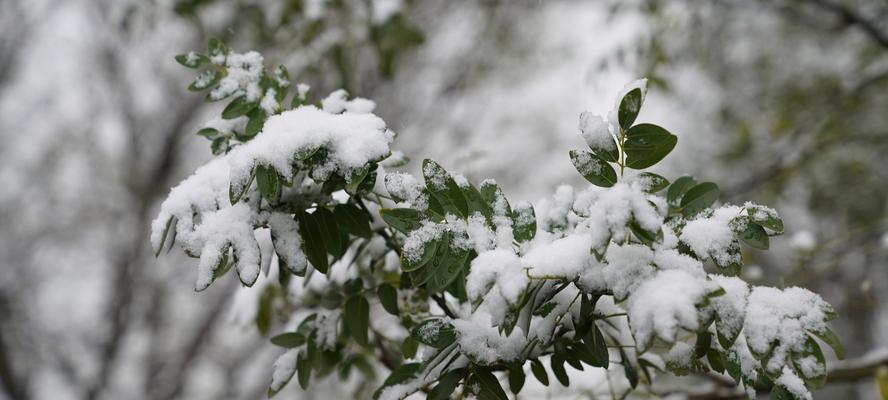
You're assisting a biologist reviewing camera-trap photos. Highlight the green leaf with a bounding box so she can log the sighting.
[207,37,227,59]
[401,336,419,359]
[706,348,725,374]
[623,123,678,170]
[638,172,669,193]
[511,203,536,243]
[243,107,267,139]
[380,208,424,233]
[530,359,549,386]
[422,159,469,218]
[315,208,347,259]
[461,182,492,220]
[411,319,458,349]
[474,368,509,400]
[345,296,370,347]
[155,216,176,257]
[629,219,661,247]
[620,348,638,389]
[175,52,209,68]
[428,368,464,400]
[256,286,273,335]
[508,365,525,394]
[770,384,803,400]
[188,69,220,91]
[570,150,617,187]
[812,327,844,360]
[222,95,258,119]
[255,165,281,205]
[296,351,311,390]
[746,204,785,234]
[424,241,469,294]
[550,356,569,386]
[792,335,827,388]
[618,88,643,130]
[196,127,222,139]
[739,220,769,250]
[680,182,720,217]
[581,324,610,369]
[374,363,422,399]
[479,180,511,216]
[334,204,372,238]
[667,175,697,206]
[270,332,306,348]
[401,238,437,272]
[695,331,712,359]
[377,284,399,316]
[296,212,329,274]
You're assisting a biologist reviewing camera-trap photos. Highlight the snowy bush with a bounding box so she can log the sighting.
[152,40,843,400]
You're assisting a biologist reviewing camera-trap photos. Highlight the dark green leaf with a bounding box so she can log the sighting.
[411,319,458,349]
[511,203,536,243]
[638,172,669,193]
[222,95,257,119]
[570,150,617,187]
[739,220,769,250]
[188,69,220,91]
[345,296,370,347]
[620,348,638,389]
[314,208,347,258]
[374,363,422,399]
[695,331,712,359]
[479,180,511,216]
[581,324,610,369]
[474,368,509,400]
[270,332,306,348]
[377,284,399,316]
[207,37,227,59]
[334,204,372,238]
[508,365,525,394]
[680,182,720,217]
[812,327,844,360]
[461,182,492,219]
[255,165,281,205]
[629,219,661,247]
[747,204,785,234]
[380,208,424,233]
[196,127,221,139]
[401,238,437,272]
[623,123,677,169]
[175,52,209,68]
[792,335,827,388]
[422,159,469,218]
[428,368,464,400]
[550,356,569,386]
[401,336,419,359]
[618,88,643,130]
[243,107,267,139]
[296,212,329,274]
[706,348,725,374]
[667,175,697,206]
[530,359,549,386]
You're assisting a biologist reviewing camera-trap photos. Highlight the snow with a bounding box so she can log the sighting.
[601,243,656,300]
[209,50,265,102]
[228,105,393,193]
[776,366,812,400]
[524,234,593,279]
[467,250,528,324]
[259,88,279,114]
[269,349,298,392]
[628,269,715,348]
[193,203,260,291]
[744,286,830,373]
[402,221,444,262]
[578,112,616,152]
[384,171,429,210]
[268,212,307,274]
[573,182,663,250]
[709,275,749,343]
[679,205,743,266]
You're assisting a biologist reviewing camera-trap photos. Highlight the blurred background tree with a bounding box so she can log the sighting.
[0,0,885,399]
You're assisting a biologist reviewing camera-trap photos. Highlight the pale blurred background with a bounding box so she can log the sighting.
[0,0,886,399]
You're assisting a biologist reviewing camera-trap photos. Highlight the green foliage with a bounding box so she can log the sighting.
[159,41,836,400]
